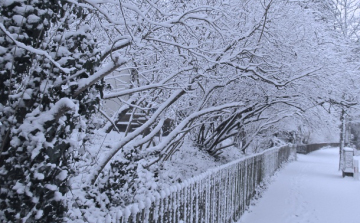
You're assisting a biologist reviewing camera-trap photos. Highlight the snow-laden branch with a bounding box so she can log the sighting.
[241,112,298,152]
[195,78,240,112]
[146,38,200,50]
[99,109,120,133]
[78,0,130,26]
[280,67,322,87]
[205,103,269,152]
[168,5,219,24]
[223,60,321,88]
[0,23,73,74]
[121,3,219,28]
[90,88,188,184]
[100,37,132,62]
[145,102,246,156]
[103,66,193,99]
[103,83,167,99]
[74,58,127,98]
[128,118,165,148]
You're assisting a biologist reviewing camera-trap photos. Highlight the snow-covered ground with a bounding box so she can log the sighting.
[238,147,360,223]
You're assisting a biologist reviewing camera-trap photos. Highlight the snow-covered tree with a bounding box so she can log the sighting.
[82,1,351,206]
[312,0,360,168]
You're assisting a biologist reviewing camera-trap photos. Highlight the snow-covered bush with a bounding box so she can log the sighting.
[0,0,102,221]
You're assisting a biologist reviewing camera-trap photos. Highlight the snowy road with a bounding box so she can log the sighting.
[237,147,360,223]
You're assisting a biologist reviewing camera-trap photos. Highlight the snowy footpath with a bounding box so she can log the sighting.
[237,147,360,223]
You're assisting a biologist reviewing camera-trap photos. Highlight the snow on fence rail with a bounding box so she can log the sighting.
[109,146,296,223]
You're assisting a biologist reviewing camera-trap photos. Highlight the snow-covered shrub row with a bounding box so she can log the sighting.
[0,0,103,222]
[95,146,296,223]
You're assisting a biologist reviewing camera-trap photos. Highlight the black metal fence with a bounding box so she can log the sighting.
[107,146,297,223]
[295,143,341,154]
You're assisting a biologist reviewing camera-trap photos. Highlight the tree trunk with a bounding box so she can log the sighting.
[339,108,346,170]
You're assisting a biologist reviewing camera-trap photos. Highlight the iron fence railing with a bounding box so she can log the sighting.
[109,146,296,223]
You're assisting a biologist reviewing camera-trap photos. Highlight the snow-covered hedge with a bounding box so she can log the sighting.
[100,146,296,223]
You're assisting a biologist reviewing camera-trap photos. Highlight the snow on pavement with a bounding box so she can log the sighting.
[238,147,360,223]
